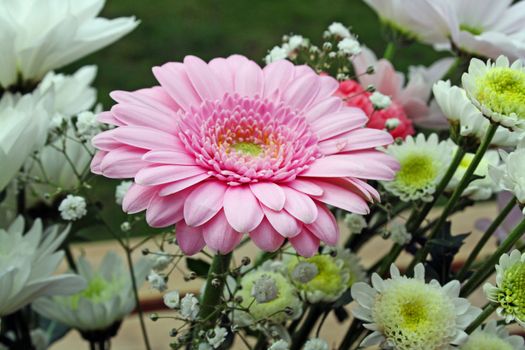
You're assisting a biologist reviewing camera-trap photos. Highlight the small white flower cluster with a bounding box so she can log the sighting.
[75,111,101,141]
[147,271,167,292]
[344,213,368,234]
[58,194,87,221]
[369,91,392,110]
[304,338,329,350]
[389,222,412,245]
[265,35,308,64]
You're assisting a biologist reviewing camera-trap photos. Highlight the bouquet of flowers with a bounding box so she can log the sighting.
[2,0,525,349]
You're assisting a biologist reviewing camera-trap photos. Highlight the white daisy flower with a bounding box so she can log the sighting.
[344,213,367,234]
[351,263,481,349]
[180,293,200,321]
[58,194,87,221]
[33,252,151,332]
[484,250,525,326]
[382,133,455,202]
[446,149,501,201]
[433,80,523,147]
[206,327,228,349]
[462,56,525,131]
[304,338,329,350]
[0,217,86,316]
[461,320,525,350]
[489,148,525,211]
[115,181,133,206]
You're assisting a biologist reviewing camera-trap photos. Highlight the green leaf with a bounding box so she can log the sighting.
[186,258,210,278]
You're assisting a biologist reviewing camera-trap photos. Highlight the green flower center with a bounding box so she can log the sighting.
[232,142,262,156]
[68,275,123,309]
[460,24,483,36]
[496,262,525,320]
[400,299,428,330]
[290,255,344,296]
[476,67,525,119]
[461,331,514,350]
[397,154,437,189]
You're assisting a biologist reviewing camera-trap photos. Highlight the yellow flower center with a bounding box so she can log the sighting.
[476,67,525,119]
[400,299,428,330]
[397,154,437,189]
[232,141,263,156]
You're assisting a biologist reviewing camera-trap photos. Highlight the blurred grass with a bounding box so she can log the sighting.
[66,0,442,107]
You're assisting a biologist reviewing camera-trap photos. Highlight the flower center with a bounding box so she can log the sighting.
[232,141,263,157]
[68,275,123,309]
[400,300,428,330]
[289,255,343,296]
[461,332,514,350]
[460,24,483,36]
[476,67,525,119]
[496,262,525,320]
[397,154,436,189]
[251,274,279,303]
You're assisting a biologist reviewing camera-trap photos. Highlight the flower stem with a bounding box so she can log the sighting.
[383,42,396,61]
[338,317,364,350]
[198,252,233,325]
[124,248,151,350]
[408,123,498,272]
[290,305,322,350]
[465,303,497,334]
[456,196,517,281]
[461,217,525,297]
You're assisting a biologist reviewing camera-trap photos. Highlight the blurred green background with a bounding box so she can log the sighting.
[67,0,441,107]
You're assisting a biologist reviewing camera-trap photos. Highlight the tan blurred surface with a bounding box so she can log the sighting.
[51,202,503,349]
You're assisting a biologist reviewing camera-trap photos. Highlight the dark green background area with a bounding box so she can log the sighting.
[66,0,441,107]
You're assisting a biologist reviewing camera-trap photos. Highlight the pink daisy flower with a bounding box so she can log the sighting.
[91,55,398,257]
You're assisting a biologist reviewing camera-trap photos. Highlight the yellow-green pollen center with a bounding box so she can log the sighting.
[496,262,525,320]
[477,67,525,119]
[397,154,437,189]
[232,142,262,156]
[68,275,123,309]
[400,299,428,330]
[460,24,483,36]
[461,332,514,350]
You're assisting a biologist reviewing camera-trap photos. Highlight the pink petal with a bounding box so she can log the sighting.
[310,108,368,141]
[224,186,264,233]
[318,128,394,155]
[159,173,211,196]
[202,211,243,254]
[208,58,234,93]
[307,180,370,214]
[290,230,320,257]
[98,111,123,126]
[122,183,158,214]
[283,74,320,112]
[287,179,324,196]
[90,151,107,174]
[91,130,121,151]
[263,60,295,98]
[262,206,301,238]
[111,104,178,133]
[183,181,227,226]
[112,126,181,150]
[152,62,201,112]
[135,165,207,186]
[234,60,264,97]
[304,97,343,123]
[99,146,148,178]
[312,75,339,104]
[176,222,205,255]
[346,177,380,202]
[250,182,285,211]
[184,56,225,101]
[249,219,285,252]
[282,187,318,224]
[142,150,196,166]
[306,204,339,245]
[146,189,190,227]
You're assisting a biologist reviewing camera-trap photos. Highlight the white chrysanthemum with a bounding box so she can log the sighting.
[180,293,200,321]
[269,340,289,350]
[0,92,52,191]
[0,217,85,316]
[206,327,228,349]
[382,134,455,202]
[0,0,138,88]
[461,320,525,350]
[115,181,133,205]
[33,252,150,331]
[433,80,523,147]
[331,247,366,288]
[304,338,329,350]
[484,250,525,326]
[369,91,392,109]
[327,22,351,38]
[489,148,525,211]
[163,290,180,309]
[446,149,500,201]
[462,56,525,131]
[58,194,87,221]
[233,269,302,326]
[284,249,350,303]
[147,271,167,292]
[389,222,412,245]
[337,37,361,55]
[344,213,367,234]
[352,263,481,349]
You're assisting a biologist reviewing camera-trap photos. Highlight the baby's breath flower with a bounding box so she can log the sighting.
[344,213,367,234]
[152,254,172,271]
[389,222,412,245]
[58,195,87,221]
[115,181,132,205]
[206,327,228,349]
[382,133,455,202]
[180,293,200,321]
[304,338,329,350]
[75,111,100,140]
[337,37,361,55]
[462,56,525,131]
[484,250,525,326]
[327,22,351,38]
[385,117,400,130]
[352,263,481,349]
[461,320,525,350]
[147,271,167,292]
[269,340,289,350]
[287,35,307,51]
[369,91,392,109]
[265,46,288,64]
[163,290,180,309]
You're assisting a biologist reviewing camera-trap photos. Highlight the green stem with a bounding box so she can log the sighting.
[465,303,497,334]
[408,124,498,271]
[124,248,151,350]
[290,305,322,350]
[198,253,233,325]
[461,217,525,297]
[457,196,517,281]
[383,42,396,61]
[338,318,364,350]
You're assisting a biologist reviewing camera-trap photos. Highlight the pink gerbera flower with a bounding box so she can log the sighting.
[91,55,398,257]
